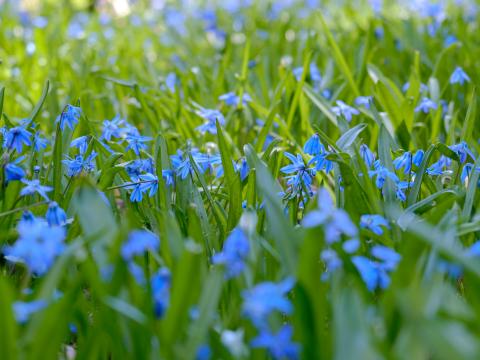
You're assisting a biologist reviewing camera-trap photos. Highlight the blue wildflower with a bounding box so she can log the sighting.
[151,267,171,318]
[242,277,295,328]
[368,160,399,188]
[450,141,475,163]
[5,163,25,182]
[303,134,324,155]
[125,158,154,178]
[460,163,480,184]
[427,155,451,175]
[412,150,424,167]
[302,188,358,244]
[450,66,470,85]
[320,249,343,280]
[352,256,389,291]
[57,105,81,131]
[121,230,160,261]
[62,152,97,177]
[212,227,250,279]
[139,173,158,197]
[3,127,32,153]
[237,158,249,181]
[171,149,205,179]
[371,245,401,270]
[13,300,48,324]
[33,132,48,151]
[165,72,178,92]
[70,136,89,154]
[101,115,125,141]
[393,151,412,174]
[281,152,316,197]
[331,100,359,122]
[125,134,152,156]
[396,181,413,202]
[20,179,52,200]
[251,325,300,360]
[308,148,334,174]
[414,97,437,113]
[195,108,225,134]
[46,202,68,226]
[360,214,389,235]
[162,169,175,186]
[219,92,252,106]
[355,96,373,109]
[359,144,375,168]
[4,218,65,275]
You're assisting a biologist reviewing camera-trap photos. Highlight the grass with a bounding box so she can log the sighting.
[1,0,480,359]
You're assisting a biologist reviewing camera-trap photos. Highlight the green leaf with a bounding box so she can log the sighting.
[245,144,298,275]
[216,121,242,230]
[0,277,18,360]
[27,79,49,127]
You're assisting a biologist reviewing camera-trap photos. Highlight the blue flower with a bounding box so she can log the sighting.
[355,96,373,109]
[101,115,125,141]
[57,105,81,131]
[237,158,249,181]
[360,214,389,235]
[359,144,375,168]
[281,152,316,197]
[414,97,437,113]
[251,325,300,360]
[139,173,159,197]
[125,158,154,178]
[13,300,48,324]
[20,179,52,200]
[308,149,334,174]
[171,149,205,180]
[162,169,175,186]
[62,152,97,177]
[352,245,400,291]
[427,155,451,175]
[332,100,359,122]
[46,202,68,226]
[450,141,475,163]
[303,134,324,155]
[242,277,295,328]
[352,256,390,291]
[371,245,401,270]
[3,127,32,153]
[195,108,225,135]
[368,160,399,188]
[121,230,160,261]
[302,188,358,243]
[33,132,48,151]
[219,92,252,106]
[165,72,178,92]
[396,181,413,202]
[393,151,412,174]
[460,163,480,184]
[151,267,171,318]
[125,134,152,156]
[5,163,25,182]
[4,218,66,275]
[412,150,424,167]
[70,136,89,154]
[320,248,343,280]
[212,227,250,279]
[450,66,470,85]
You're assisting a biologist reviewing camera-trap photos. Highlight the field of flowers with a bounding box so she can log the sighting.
[1,0,480,358]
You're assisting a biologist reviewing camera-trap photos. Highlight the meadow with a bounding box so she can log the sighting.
[1,0,480,359]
